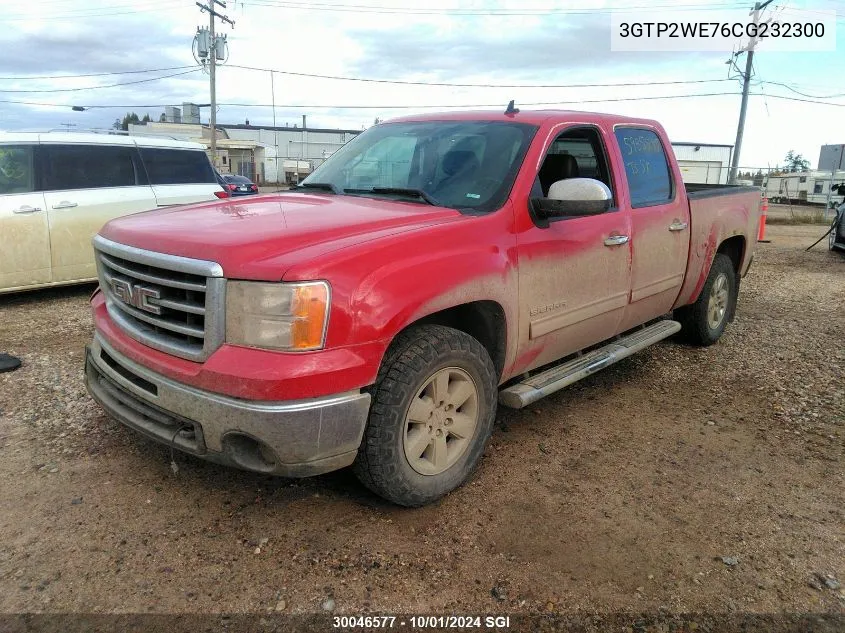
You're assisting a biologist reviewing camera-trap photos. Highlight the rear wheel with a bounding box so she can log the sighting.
[353,325,497,507]
[676,253,737,346]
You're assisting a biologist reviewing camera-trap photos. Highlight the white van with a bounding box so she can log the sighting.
[0,132,226,294]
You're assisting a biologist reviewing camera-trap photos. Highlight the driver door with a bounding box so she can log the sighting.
[515,125,632,372]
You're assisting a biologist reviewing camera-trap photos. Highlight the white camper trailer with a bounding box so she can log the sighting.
[764,171,845,206]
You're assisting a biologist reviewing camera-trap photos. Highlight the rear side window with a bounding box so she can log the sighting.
[614,128,673,207]
[42,144,138,191]
[140,148,216,185]
[0,145,35,195]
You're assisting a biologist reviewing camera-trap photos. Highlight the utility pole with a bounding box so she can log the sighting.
[271,70,279,184]
[209,6,217,163]
[727,0,774,185]
[195,1,233,170]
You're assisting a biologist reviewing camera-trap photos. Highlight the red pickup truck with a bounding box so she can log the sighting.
[85,108,761,506]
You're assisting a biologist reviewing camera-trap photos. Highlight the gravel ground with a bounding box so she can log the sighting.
[0,223,843,622]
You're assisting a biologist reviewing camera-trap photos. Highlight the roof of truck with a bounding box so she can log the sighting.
[0,131,206,149]
[385,109,661,128]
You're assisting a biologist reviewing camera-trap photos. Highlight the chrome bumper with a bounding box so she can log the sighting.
[84,335,371,477]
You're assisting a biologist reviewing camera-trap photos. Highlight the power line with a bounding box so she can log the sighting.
[241,0,748,15]
[227,64,736,89]
[758,81,845,100]
[4,91,844,111]
[0,69,202,93]
[758,93,845,107]
[0,66,197,81]
[5,0,183,21]
[6,8,178,21]
[4,63,839,101]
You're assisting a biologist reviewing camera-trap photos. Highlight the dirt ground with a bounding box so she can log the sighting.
[0,224,843,622]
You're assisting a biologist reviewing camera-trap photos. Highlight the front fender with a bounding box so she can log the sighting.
[284,206,520,386]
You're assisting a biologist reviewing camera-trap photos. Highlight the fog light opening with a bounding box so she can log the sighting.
[222,433,278,473]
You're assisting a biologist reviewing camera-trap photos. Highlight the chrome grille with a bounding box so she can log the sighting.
[93,235,225,362]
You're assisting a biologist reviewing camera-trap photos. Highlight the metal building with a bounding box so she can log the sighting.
[670,142,734,185]
[223,123,360,184]
[127,120,360,184]
[818,144,845,172]
[182,103,201,125]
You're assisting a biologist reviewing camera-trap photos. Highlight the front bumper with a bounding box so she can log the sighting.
[85,334,371,477]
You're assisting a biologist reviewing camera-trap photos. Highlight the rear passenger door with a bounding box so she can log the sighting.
[0,144,50,291]
[139,147,220,206]
[41,143,157,283]
[613,127,690,331]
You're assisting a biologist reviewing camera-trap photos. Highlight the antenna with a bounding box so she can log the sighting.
[504,100,519,115]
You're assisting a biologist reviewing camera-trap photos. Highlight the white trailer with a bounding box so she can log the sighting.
[764,171,845,206]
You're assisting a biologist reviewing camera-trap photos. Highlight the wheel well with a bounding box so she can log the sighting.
[405,301,507,380]
[717,236,745,275]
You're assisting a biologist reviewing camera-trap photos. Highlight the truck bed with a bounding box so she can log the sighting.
[672,184,762,310]
[684,183,762,199]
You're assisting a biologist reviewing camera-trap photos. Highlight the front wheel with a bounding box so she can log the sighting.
[676,253,738,346]
[353,325,497,507]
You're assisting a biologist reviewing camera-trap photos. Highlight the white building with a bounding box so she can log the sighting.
[127,120,360,184]
[670,142,734,185]
[224,122,360,184]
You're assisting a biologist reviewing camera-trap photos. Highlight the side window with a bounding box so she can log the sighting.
[536,127,614,201]
[614,128,672,207]
[140,148,216,185]
[0,145,35,195]
[42,145,138,191]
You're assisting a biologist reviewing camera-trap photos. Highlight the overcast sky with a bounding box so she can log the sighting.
[1,0,843,170]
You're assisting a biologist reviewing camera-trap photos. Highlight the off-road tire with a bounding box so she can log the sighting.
[676,253,737,346]
[352,325,497,507]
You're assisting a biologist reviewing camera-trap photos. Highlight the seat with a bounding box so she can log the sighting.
[538,153,579,196]
[434,150,480,193]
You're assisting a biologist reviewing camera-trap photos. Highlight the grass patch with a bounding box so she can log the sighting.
[765,211,833,226]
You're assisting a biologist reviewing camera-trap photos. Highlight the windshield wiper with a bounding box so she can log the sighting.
[295,182,340,194]
[347,187,442,207]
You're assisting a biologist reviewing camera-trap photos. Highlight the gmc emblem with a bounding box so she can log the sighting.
[111,278,162,315]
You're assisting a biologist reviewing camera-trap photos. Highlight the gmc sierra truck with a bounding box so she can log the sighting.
[84,108,762,506]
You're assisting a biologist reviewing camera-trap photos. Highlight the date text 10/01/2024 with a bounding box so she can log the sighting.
[332,615,511,629]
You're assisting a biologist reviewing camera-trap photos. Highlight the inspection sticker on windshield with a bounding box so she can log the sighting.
[466,193,481,199]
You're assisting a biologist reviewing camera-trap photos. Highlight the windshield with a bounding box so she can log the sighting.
[301,120,538,212]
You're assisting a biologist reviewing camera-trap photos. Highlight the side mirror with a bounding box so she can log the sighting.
[529,178,612,227]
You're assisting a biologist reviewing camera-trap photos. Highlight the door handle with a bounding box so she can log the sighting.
[669,221,689,232]
[13,205,42,214]
[604,235,630,247]
[52,201,78,209]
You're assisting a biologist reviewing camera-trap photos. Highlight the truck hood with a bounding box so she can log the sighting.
[99,192,466,279]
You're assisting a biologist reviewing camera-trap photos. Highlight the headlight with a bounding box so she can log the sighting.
[226,281,330,351]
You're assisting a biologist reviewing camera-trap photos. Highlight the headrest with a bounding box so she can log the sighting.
[541,153,579,179]
[442,150,478,176]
